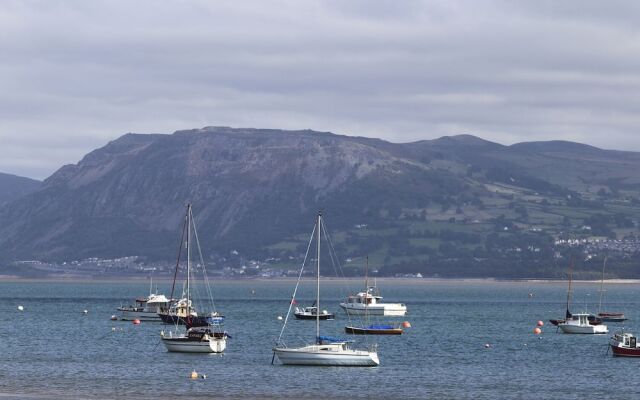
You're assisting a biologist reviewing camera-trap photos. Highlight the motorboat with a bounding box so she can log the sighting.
[558,313,608,334]
[340,287,407,316]
[610,332,640,357]
[118,292,170,322]
[294,306,335,320]
[273,212,379,367]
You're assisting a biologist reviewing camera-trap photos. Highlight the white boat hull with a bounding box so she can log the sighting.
[162,337,226,353]
[273,344,379,366]
[558,324,608,334]
[339,303,406,316]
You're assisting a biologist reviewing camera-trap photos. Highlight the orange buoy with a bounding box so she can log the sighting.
[536,320,544,327]
[402,321,411,328]
[190,370,198,379]
[533,327,542,335]
[132,319,141,325]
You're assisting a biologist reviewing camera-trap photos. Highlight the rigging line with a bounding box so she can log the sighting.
[276,222,317,345]
[191,210,217,314]
[169,207,189,303]
[320,218,368,332]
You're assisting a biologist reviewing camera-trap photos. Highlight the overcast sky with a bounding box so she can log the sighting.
[2,0,640,179]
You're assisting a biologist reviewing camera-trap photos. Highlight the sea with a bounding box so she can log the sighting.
[0,279,638,399]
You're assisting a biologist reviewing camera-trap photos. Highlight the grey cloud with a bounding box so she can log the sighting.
[1,0,640,179]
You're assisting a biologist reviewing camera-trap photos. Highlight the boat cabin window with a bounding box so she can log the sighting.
[630,337,637,348]
[579,315,588,324]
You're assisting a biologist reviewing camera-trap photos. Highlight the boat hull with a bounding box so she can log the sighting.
[162,337,226,353]
[159,313,224,327]
[599,313,627,322]
[345,326,402,335]
[339,304,406,316]
[273,345,379,366]
[117,308,162,322]
[294,313,335,320]
[558,324,608,334]
[611,345,640,357]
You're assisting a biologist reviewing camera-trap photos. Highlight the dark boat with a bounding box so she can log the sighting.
[294,306,335,320]
[610,332,640,357]
[598,312,627,323]
[159,312,225,328]
[345,324,403,335]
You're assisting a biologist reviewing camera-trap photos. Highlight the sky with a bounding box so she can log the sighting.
[2,0,640,180]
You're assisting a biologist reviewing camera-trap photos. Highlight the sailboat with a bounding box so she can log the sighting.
[549,258,575,327]
[549,257,607,333]
[345,257,405,335]
[597,257,627,322]
[160,204,227,353]
[272,212,379,366]
[158,205,224,328]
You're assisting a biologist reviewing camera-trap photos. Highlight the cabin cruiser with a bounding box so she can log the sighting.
[558,313,608,334]
[118,293,170,321]
[340,286,406,316]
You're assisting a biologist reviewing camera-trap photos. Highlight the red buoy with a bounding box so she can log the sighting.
[536,320,544,327]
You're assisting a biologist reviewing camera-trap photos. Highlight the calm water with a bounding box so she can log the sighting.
[0,279,638,399]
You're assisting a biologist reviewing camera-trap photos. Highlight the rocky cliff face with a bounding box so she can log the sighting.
[0,127,468,261]
[1,126,640,267]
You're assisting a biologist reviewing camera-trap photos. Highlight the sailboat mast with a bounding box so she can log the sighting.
[565,257,573,318]
[598,256,607,314]
[365,256,369,325]
[187,204,191,314]
[316,212,321,343]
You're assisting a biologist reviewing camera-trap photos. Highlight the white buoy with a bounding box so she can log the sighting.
[110,315,118,321]
[83,309,88,315]
[17,305,24,311]
[277,315,283,320]
[484,343,491,348]
[322,310,328,315]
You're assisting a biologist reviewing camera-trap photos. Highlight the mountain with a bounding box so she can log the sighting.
[1,127,640,278]
[0,172,41,206]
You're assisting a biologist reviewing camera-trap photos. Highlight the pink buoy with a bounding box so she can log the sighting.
[402,321,411,328]
[133,319,141,325]
[536,320,544,327]
[533,327,542,335]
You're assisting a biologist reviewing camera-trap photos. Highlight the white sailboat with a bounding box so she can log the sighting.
[160,204,227,353]
[272,212,379,367]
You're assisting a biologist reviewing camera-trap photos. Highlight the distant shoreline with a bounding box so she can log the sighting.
[0,275,638,284]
